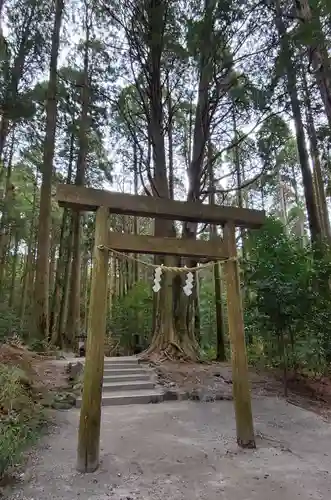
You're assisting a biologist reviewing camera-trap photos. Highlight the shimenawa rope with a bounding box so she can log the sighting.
[97,244,237,274]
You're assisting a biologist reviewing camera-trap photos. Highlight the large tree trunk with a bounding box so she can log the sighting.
[136,0,198,360]
[274,0,322,245]
[33,0,64,339]
[174,0,219,356]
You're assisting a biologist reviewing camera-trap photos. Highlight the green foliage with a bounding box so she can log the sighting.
[198,272,217,353]
[0,306,28,343]
[244,218,331,372]
[0,364,45,477]
[109,281,153,353]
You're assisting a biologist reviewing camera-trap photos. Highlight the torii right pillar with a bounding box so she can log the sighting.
[223,221,256,448]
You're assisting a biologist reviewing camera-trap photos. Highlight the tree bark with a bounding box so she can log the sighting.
[33,0,64,339]
[133,142,139,282]
[302,70,331,241]
[8,230,19,308]
[0,130,15,290]
[49,131,75,340]
[66,4,90,347]
[274,0,322,244]
[208,141,226,360]
[58,228,74,344]
[167,73,174,201]
[295,0,331,128]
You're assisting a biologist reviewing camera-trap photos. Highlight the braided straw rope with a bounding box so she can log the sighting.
[97,244,237,273]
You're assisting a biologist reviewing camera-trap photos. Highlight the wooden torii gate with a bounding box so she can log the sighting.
[56,184,266,473]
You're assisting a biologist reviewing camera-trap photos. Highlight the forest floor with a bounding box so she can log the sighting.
[0,343,67,390]
[154,360,331,421]
[2,352,331,500]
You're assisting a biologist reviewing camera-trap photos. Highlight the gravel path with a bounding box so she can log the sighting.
[3,396,331,500]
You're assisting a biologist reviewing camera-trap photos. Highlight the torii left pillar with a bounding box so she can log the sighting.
[76,206,109,472]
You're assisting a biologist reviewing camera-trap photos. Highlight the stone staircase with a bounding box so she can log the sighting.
[76,356,163,407]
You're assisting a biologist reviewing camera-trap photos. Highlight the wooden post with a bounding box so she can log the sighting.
[223,221,256,448]
[77,206,109,472]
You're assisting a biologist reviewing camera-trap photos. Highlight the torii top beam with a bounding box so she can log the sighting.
[56,184,266,230]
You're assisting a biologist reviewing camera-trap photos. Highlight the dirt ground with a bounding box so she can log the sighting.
[3,397,331,500]
[3,352,331,499]
[0,344,68,391]
[154,360,331,420]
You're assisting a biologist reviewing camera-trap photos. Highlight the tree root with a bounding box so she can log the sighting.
[139,340,198,363]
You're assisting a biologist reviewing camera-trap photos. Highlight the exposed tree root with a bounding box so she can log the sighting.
[139,339,199,364]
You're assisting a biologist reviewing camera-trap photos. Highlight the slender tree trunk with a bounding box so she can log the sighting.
[0,130,15,289]
[133,143,139,282]
[232,106,247,257]
[26,217,39,317]
[108,256,115,321]
[58,228,74,344]
[295,0,331,128]
[49,232,57,299]
[278,170,288,228]
[208,142,226,360]
[20,252,31,327]
[49,131,75,340]
[85,258,91,333]
[66,7,90,347]
[50,209,69,341]
[33,0,64,338]
[302,70,331,241]
[274,0,322,244]
[8,230,19,308]
[81,240,89,333]
[167,74,174,200]
[115,259,120,298]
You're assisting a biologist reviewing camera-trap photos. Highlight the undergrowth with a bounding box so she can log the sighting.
[0,363,46,478]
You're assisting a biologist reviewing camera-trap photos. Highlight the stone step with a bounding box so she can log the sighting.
[103,367,150,376]
[103,357,139,367]
[102,380,154,392]
[76,389,164,408]
[103,362,140,370]
[104,356,138,363]
[103,373,151,383]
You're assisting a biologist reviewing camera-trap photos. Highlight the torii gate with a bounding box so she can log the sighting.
[56,184,266,473]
